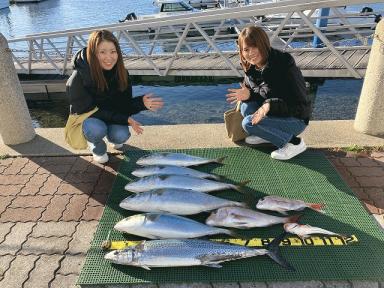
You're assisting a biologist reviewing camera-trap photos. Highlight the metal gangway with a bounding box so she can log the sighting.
[7,0,382,79]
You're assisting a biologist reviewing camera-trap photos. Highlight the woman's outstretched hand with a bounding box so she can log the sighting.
[128,117,143,135]
[251,102,270,125]
[226,83,250,104]
[143,93,164,111]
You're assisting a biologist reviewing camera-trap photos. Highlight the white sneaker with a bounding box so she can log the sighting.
[245,136,270,145]
[87,141,109,164]
[110,143,123,149]
[92,153,109,164]
[271,139,307,160]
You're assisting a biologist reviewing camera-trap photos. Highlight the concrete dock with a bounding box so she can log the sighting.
[0,121,384,287]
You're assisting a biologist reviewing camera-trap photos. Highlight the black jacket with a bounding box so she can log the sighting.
[243,48,312,123]
[66,48,146,125]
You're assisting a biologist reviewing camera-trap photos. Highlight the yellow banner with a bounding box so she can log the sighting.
[102,235,358,250]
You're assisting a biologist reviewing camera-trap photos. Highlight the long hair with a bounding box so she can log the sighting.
[86,30,128,92]
[238,26,271,71]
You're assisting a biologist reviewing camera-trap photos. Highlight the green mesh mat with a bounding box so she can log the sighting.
[78,147,384,285]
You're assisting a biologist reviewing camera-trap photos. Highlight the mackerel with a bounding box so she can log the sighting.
[136,152,225,167]
[104,233,294,270]
[120,188,246,215]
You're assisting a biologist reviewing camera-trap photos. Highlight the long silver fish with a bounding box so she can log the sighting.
[206,207,301,229]
[132,165,221,180]
[256,196,325,215]
[114,213,238,239]
[120,188,246,215]
[124,175,246,193]
[136,152,226,167]
[104,234,294,270]
[284,223,345,239]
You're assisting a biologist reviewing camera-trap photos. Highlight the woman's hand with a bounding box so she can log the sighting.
[128,117,143,135]
[143,93,164,111]
[251,102,270,125]
[226,83,250,104]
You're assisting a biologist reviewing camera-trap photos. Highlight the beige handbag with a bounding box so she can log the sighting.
[224,101,247,142]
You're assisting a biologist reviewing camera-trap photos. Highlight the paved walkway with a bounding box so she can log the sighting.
[0,123,384,287]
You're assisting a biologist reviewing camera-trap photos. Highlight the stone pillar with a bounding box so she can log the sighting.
[0,33,35,145]
[354,20,384,136]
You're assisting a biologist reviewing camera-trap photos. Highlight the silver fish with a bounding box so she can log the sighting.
[114,213,237,239]
[120,188,246,215]
[284,223,345,239]
[124,175,245,193]
[136,152,225,167]
[206,207,301,229]
[104,234,294,270]
[132,165,221,180]
[256,196,325,215]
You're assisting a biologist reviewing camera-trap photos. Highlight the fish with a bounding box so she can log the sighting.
[131,165,221,180]
[256,195,325,215]
[114,213,239,239]
[124,175,247,193]
[284,223,346,239]
[120,188,246,215]
[136,152,226,167]
[206,207,301,229]
[104,233,294,270]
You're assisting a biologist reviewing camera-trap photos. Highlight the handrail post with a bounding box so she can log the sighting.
[312,8,330,48]
[354,19,384,135]
[0,33,35,145]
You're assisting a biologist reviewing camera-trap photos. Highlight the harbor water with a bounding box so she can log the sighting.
[0,0,379,127]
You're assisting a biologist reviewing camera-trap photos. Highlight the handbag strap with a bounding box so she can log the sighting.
[235,101,242,112]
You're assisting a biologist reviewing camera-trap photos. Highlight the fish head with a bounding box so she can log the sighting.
[255,197,268,209]
[124,177,155,192]
[104,249,134,265]
[114,215,146,232]
[119,193,144,209]
[283,222,298,232]
[205,208,229,226]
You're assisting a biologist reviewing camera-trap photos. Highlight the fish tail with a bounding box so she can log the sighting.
[233,179,252,193]
[309,203,326,213]
[266,232,295,271]
[209,174,223,181]
[286,214,302,224]
[215,156,227,164]
[225,229,243,239]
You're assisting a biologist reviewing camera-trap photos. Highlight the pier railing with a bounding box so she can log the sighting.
[7,0,382,78]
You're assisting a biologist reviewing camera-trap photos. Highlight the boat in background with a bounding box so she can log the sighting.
[0,0,9,10]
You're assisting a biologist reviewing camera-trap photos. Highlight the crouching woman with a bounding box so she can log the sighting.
[227,26,312,160]
[65,30,163,163]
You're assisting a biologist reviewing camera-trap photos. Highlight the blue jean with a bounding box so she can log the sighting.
[241,102,307,148]
[82,118,130,155]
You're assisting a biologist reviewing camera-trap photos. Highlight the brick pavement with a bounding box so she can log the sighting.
[0,151,383,288]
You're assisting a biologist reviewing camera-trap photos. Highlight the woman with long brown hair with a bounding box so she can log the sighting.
[65,30,163,163]
[226,26,312,160]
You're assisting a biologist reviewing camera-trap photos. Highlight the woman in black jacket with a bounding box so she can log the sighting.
[226,26,312,160]
[66,30,163,163]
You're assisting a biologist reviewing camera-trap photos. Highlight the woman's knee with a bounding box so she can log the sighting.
[82,118,108,141]
[108,125,130,144]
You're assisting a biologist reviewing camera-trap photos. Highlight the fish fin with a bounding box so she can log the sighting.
[286,214,302,224]
[204,263,222,268]
[226,229,244,238]
[267,232,295,271]
[215,156,227,164]
[141,265,151,270]
[134,240,146,251]
[208,174,223,181]
[309,203,326,213]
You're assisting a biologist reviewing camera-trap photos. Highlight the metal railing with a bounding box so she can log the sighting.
[7,0,382,78]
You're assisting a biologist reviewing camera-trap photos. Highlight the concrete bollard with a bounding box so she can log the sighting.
[354,19,384,136]
[0,33,35,145]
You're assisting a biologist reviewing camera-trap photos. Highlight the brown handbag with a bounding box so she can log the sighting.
[224,101,247,142]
